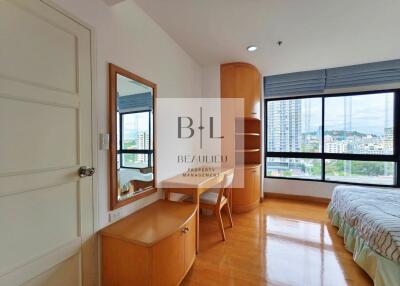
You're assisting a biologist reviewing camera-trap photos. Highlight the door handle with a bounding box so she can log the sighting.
[78,166,95,178]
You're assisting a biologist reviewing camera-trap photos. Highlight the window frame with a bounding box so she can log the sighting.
[118,109,153,169]
[264,89,400,187]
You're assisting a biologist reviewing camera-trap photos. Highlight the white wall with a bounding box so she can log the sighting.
[264,178,337,199]
[201,66,220,98]
[52,0,202,229]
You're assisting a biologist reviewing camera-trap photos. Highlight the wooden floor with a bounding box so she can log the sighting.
[181,198,373,286]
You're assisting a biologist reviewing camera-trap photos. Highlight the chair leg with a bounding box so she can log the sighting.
[215,209,226,241]
[225,203,233,228]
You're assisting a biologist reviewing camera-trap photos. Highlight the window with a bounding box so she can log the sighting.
[118,111,153,169]
[265,90,399,186]
[324,94,394,155]
[267,97,322,153]
[266,157,322,179]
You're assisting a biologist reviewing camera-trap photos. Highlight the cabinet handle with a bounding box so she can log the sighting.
[251,112,257,115]
[181,226,189,234]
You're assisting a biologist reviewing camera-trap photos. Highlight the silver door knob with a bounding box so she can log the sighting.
[78,166,95,178]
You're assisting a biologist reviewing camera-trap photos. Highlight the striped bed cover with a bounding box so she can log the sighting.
[330,185,400,262]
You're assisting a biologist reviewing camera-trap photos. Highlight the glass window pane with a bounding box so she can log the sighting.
[267,98,322,152]
[324,93,394,155]
[267,157,321,179]
[122,154,149,168]
[325,160,394,185]
[122,112,150,150]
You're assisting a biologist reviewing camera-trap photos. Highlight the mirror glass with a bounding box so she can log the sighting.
[116,73,154,202]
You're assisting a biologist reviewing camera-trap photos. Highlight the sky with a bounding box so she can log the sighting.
[297,92,394,136]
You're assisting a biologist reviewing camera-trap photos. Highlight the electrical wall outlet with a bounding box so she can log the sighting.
[109,210,122,223]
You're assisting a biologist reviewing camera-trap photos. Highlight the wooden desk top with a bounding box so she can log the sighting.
[161,167,234,189]
[100,200,197,247]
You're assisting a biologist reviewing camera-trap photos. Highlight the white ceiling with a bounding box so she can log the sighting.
[133,0,400,75]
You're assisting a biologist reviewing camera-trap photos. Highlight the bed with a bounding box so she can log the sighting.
[328,185,400,286]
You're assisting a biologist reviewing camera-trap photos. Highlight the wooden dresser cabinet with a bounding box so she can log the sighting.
[101,200,197,286]
[221,62,262,213]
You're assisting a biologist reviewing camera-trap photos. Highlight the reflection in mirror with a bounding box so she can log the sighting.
[109,64,156,210]
[117,74,154,201]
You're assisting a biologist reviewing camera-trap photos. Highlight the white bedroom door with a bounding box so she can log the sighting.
[0,0,95,285]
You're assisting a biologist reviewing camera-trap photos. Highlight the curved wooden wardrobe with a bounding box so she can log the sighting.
[221,62,262,213]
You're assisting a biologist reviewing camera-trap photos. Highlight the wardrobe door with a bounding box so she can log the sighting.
[235,64,261,118]
[221,63,261,118]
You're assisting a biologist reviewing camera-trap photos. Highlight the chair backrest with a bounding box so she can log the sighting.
[222,173,234,189]
[217,173,234,205]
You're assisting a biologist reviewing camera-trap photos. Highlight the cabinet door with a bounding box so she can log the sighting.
[249,166,261,204]
[244,167,256,203]
[234,65,260,118]
[232,167,245,208]
[102,237,150,286]
[184,214,196,271]
[232,167,260,213]
[151,231,185,286]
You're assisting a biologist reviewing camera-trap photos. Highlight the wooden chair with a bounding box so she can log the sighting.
[184,173,234,241]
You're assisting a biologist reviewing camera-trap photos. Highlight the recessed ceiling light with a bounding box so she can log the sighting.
[247,45,258,52]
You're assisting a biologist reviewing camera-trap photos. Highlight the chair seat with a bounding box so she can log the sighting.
[182,192,227,206]
[200,192,224,205]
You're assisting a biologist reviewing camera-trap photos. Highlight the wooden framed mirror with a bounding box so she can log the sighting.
[109,64,156,210]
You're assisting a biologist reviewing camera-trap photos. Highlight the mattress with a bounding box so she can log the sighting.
[330,185,400,262]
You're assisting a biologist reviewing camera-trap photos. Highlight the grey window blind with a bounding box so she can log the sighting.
[326,59,400,89]
[264,59,400,97]
[264,70,325,97]
[117,92,152,112]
